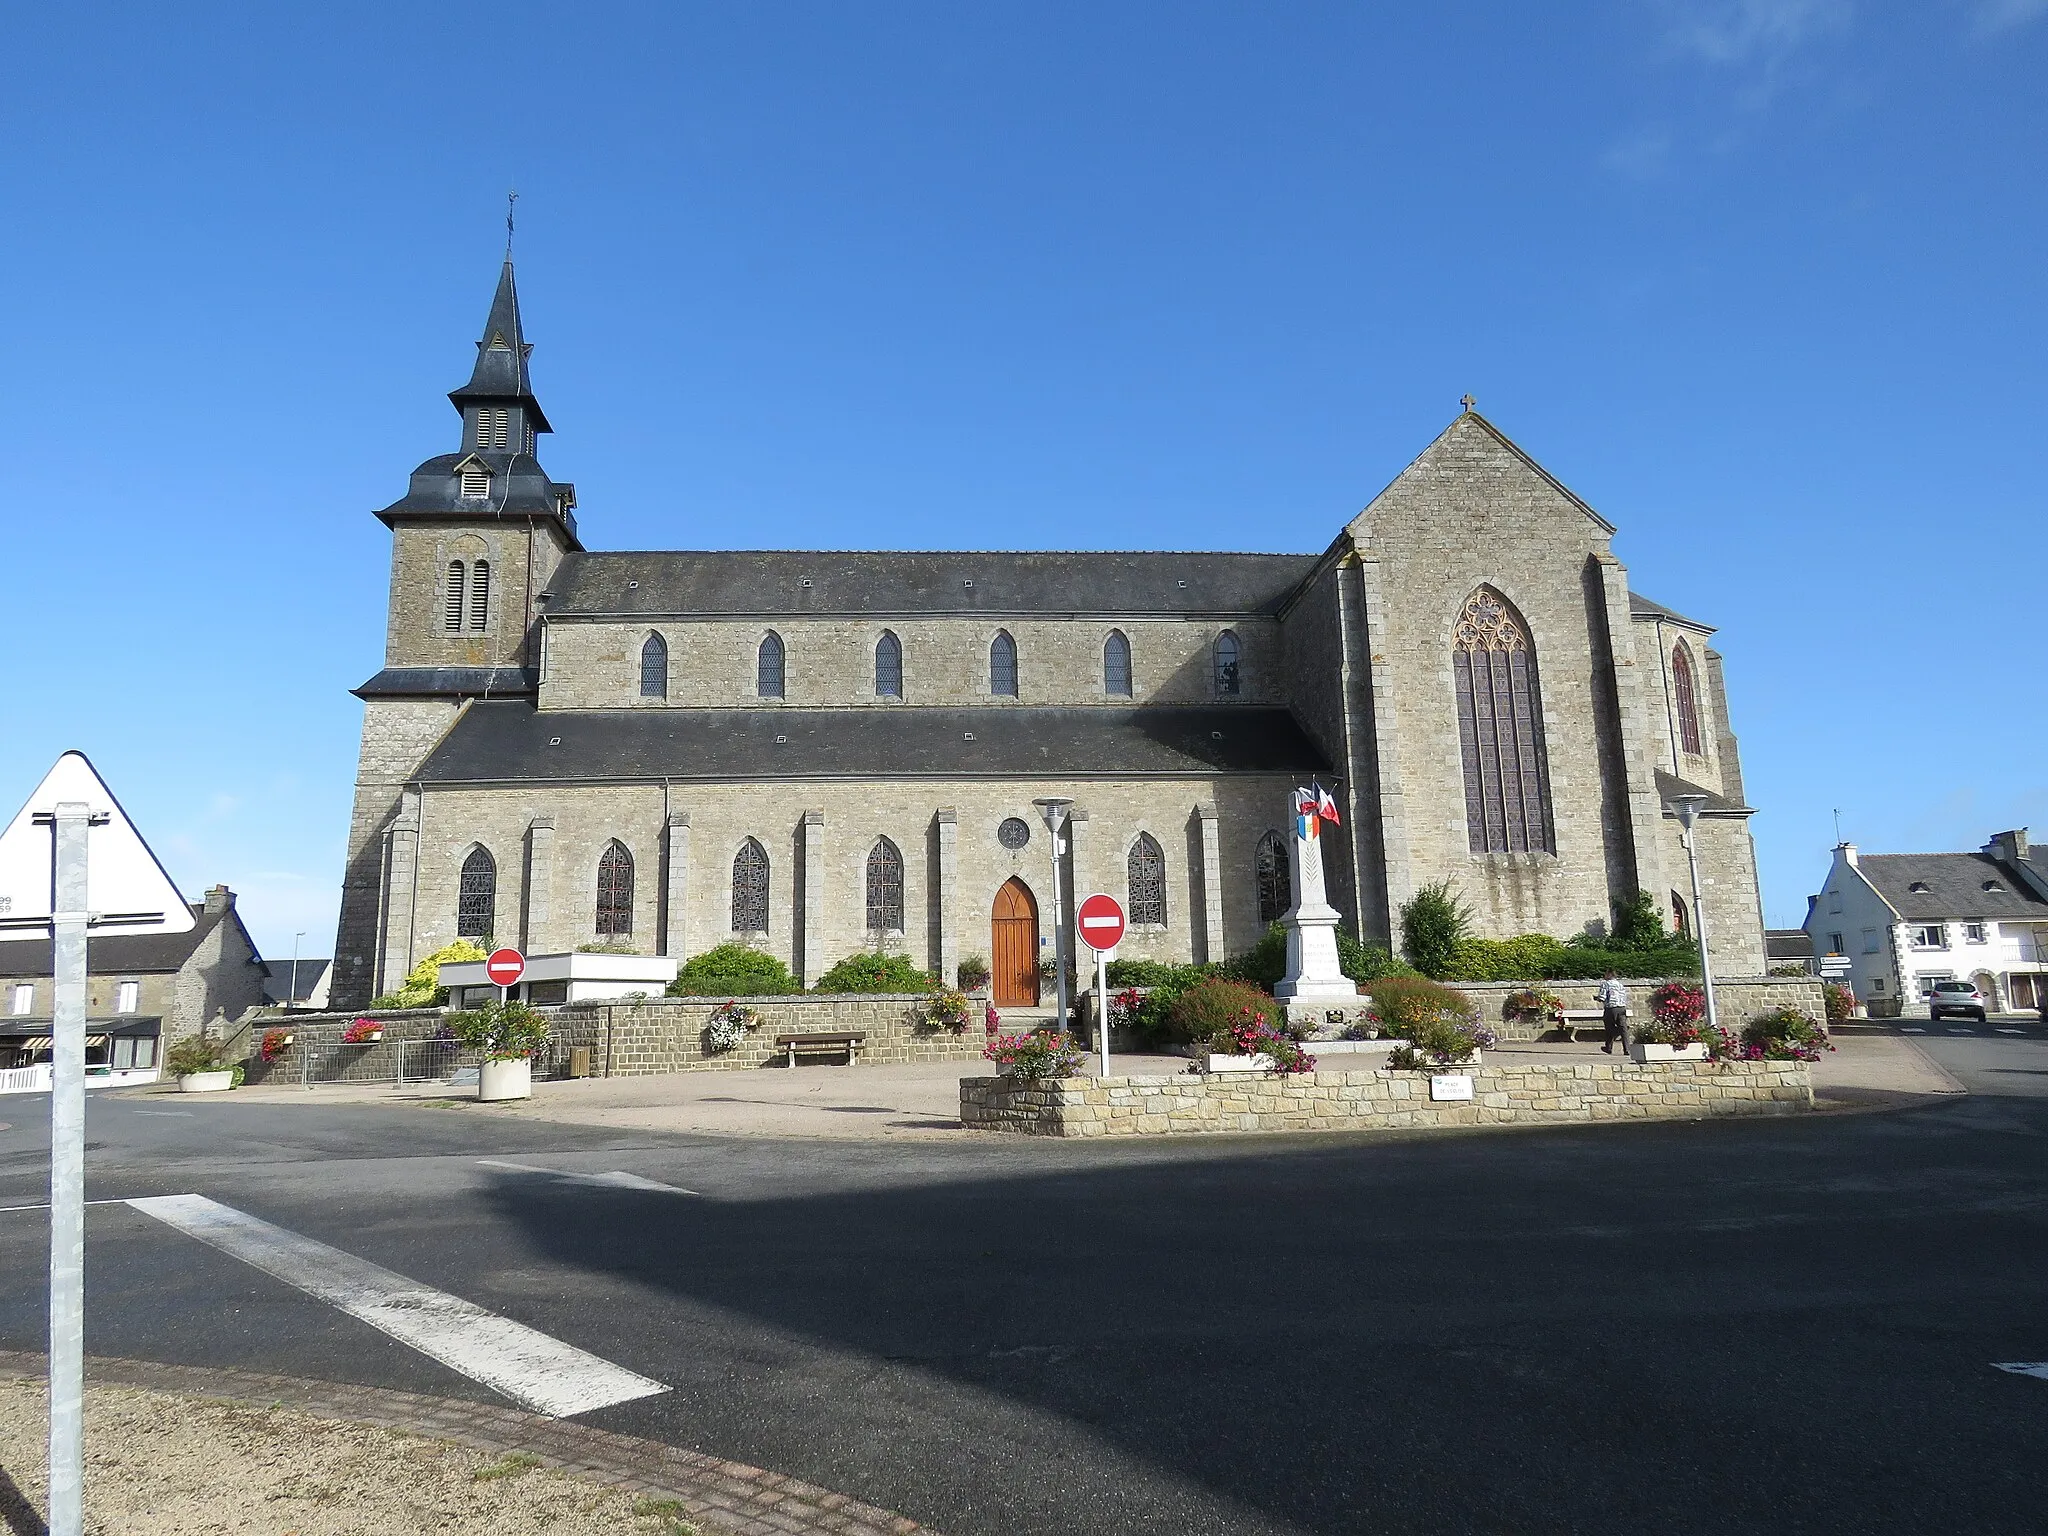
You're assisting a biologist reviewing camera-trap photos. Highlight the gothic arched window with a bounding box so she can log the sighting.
[1671,642,1704,757]
[990,631,1018,698]
[640,633,668,698]
[457,846,496,940]
[1671,890,1690,936]
[595,841,634,939]
[865,837,905,933]
[444,561,466,632]
[1256,830,1291,926]
[757,632,785,698]
[875,631,903,698]
[468,560,490,632]
[1128,833,1167,926]
[1452,587,1555,854]
[1213,631,1241,696]
[731,839,770,933]
[1104,630,1133,697]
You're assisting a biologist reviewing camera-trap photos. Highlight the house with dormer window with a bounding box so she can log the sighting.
[1804,831,2048,1016]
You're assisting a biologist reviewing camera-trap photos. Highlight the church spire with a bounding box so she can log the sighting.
[448,258,551,434]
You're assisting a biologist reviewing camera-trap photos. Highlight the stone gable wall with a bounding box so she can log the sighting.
[961,1058,1813,1137]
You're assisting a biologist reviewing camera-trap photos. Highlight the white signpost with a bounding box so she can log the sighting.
[1076,893,1126,1078]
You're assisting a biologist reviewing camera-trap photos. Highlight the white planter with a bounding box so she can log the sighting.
[1629,1042,1707,1063]
[1205,1053,1277,1073]
[178,1070,234,1093]
[478,1057,533,1101]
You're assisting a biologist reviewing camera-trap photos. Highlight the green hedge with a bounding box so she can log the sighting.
[812,951,936,994]
[666,943,801,997]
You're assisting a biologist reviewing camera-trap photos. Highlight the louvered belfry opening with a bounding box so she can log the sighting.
[1672,642,1704,757]
[444,561,466,631]
[457,847,496,940]
[468,560,490,632]
[731,839,770,933]
[866,838,905,933]
[1452,587,1555,855]
[595,841,634,938]
[1256,830,1291,925]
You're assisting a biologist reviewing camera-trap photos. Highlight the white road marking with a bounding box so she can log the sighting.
[1996,1028,2022,1035]
[475,1159,700,1196]
[1994,1362,2048,1381]
[1901,1027,1925,1034]
[1947,1028,1974,1035]
[127,1193,667,1416]
[0,1199,138,1215]
[131,1110,194,1117]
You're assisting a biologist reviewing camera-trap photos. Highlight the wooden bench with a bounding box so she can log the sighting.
[1554,1008,1621,1041]
[774,1031,866,1068]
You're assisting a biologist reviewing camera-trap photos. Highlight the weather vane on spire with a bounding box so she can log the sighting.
[505,189,519,258]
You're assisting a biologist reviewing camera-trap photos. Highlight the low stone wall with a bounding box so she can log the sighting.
[1455,976,1827,1040]
[238,1009,455,1085]
[960,1059,1813,1138]
[546,994,991,1076]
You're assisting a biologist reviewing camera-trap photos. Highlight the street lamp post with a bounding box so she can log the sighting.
[1031,798,1074,1028]
[1669,794,1719,1037]
[289,931,305,1014]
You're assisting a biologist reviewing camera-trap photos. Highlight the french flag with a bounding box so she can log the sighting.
[1294,787,1319,841]
[1314,782,1342,827]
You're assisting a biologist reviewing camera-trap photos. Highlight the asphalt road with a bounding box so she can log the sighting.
[0,1029,2043,1536]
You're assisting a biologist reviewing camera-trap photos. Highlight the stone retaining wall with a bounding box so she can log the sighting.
[548,994,992,1076]
[960,1058,1812,1137]
[1454,976,1826,1040]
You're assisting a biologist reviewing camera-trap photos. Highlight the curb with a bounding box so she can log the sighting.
[0,1350,935,1536]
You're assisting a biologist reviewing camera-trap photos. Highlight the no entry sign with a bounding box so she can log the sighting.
[1076,893,1126,952]
[485,948,526,987]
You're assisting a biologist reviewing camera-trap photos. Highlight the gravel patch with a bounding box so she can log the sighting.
[0,1378,701,1535]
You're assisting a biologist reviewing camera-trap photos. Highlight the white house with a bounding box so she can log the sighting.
[1805,829,2048,1017]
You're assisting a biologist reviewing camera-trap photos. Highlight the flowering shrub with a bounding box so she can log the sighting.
[259,1028,294,1063]
[956,955,992,991]
[1385,1012,1497,1069]
[445,999,550,1061]
[1209,1007,1316,1074]
[1635,983,1712,1047]
[984,1030,1086,1080]
[1164,978,1279,1044]
[703,1000,762,1053]
[984,1003,1001,1035]
[341,1017,384,1044]
[1737,1007,1833,1063]
[926,987,973,1033]
[1504,987,1561,1022]
[1823,984,1854,1023]
[1342,1008,1384,1040]
[1366,976,1476,1039]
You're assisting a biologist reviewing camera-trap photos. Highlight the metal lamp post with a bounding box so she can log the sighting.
[1031,797,1074,1027]
[1670,793,1719,1037]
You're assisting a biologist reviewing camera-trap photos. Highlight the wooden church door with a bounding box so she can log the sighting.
[991,878,1041,1008]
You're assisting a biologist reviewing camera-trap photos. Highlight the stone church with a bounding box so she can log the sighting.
[330,259,1767,1011]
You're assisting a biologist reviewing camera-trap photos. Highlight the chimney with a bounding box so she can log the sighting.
[1836,842,1858,868]
[203,885,233,915]
[1985,830,2029,864]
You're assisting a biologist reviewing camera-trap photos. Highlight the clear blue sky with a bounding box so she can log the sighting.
[4,2,2042,960]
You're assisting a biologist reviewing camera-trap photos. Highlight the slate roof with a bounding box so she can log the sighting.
[540,551,1320,619]
[1765,929,1815,962]
[414,701,1332,783]
[1630,592,1714,632]
[1858,853,2048,922]
[0,905,227,980]
[264,958,331,1006]
[447,259,550,430]
[354,667,539,700]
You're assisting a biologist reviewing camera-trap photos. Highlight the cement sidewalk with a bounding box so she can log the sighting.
[200,1026,1962,1138]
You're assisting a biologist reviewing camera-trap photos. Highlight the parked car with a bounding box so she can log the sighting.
[1926,979,1988,1023]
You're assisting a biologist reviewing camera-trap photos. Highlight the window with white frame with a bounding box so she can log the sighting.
[115,980,139,1014]
[1828,932,1845,955]
[8,984,31,1016]
[1911,924,1946,949]
[1964,922,1988,943]
[111,1035,157,1070]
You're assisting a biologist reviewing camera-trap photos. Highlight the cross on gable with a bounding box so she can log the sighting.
[1460,393,1476,412]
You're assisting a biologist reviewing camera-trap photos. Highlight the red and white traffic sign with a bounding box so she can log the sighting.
[1076,893,1126,952]
[485,948,526,987]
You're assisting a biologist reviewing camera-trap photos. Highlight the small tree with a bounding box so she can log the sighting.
[370,940,487,1009]
[1400,882,1472,979]
[446,998,550,1061]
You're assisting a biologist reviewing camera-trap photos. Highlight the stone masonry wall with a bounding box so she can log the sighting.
[1452,975,1825,1039]
[546,994,992,1076]
[961,1058,1813,1137]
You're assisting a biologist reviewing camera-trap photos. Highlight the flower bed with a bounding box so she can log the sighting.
[984,1030,1086,1080]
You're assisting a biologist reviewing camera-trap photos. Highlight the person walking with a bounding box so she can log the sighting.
[1597,971,1631,1054]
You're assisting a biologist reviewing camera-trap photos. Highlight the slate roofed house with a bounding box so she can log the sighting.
[0,753,269,1081]
[1804,831,2048,1016]
[330,256,1773,1011]
[1765,929,1815,973]
[263,957,334,1011]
